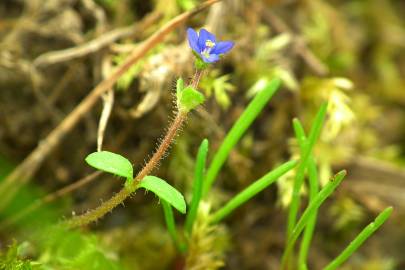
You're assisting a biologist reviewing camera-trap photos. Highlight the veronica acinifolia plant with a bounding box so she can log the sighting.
[66,27,234,229]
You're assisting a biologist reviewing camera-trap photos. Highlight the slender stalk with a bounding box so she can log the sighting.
[162,200,186,253]
[185,139,209,234]
[65,70,204,228]
[191,69,204,89]
[65,186,132,227]
[135,112,187,183]
[323,207,393,270]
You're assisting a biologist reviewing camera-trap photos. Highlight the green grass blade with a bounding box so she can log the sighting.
[210,160,297,224]
[323,207,393,270]
[185,139,209,234]
[293,119,320,269]
[286,103,328,239]
[203,78,281,197]
[292,118,307,146]
[161,200,186,253]
[282,170,346,270]
[298,158,318,270]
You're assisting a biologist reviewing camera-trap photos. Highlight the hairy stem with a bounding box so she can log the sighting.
[66,112,186,228]
[191,69,204,89]
[65,70,204,228]
[135,112,187,182]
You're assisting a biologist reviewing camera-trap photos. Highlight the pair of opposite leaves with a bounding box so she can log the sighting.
[85,151,186,214]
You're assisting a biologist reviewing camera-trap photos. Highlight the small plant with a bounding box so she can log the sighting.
[67,27,392,269]
[65,27,235,228]
[1,26,391,270]
[1,1,401,268]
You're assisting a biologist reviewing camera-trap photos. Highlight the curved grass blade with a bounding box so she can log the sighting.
[185,139,209,234]
[292,118,307,146]
[292,119,320,270]
[323,207,393,270]
[287,103,328,239]
[210,160,298,224]
[203,78,281,197]
[140,176,186,214]
[281,170,346,270]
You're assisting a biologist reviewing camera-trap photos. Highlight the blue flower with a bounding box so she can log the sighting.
[187,28,234,63]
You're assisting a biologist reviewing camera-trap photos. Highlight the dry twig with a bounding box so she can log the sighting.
[33,12,161,67]
[97,56,114,151]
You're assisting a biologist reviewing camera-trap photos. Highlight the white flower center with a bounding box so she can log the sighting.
[201,40,215,58]
[205,40,215,48]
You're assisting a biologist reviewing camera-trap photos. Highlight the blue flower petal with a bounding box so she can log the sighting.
[198,28,216,49]
[212,41,234,54]
[187,28,200,53]
[201,53,220,63]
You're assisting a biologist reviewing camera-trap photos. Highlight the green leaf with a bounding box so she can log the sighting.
[85,151,133,181]
[177,86,205,112]
[139,176,186,214]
